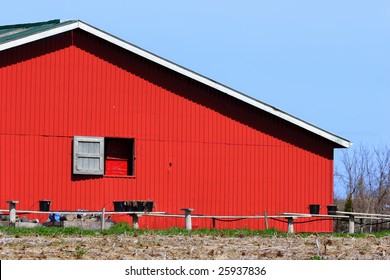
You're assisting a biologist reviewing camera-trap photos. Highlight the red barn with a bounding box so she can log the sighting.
[0,20,351,232]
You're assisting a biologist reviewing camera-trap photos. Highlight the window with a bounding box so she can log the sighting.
[73,136,134,176]
[73,136,105,175]
[105,138,134,176]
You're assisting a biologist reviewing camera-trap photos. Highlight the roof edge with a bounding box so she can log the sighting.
[0,19,61,30]
[0,20,78,51]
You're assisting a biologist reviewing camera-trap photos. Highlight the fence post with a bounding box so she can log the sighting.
[181,208,194,231]
[264,210,269,230]
[348,214,355,234]
[131,214,139,229]
[101,208,105,230]
[369,218,373,233]
[212,218,216,229]
[7,200,19,224]
[286,217,294,234]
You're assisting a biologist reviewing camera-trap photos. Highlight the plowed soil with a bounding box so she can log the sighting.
[1,232,389,260]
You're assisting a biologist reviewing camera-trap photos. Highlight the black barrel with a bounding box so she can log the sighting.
[327,205,337,215]
[309,204,320,214]
[39,200,51,212]
[113,201,126,212]
[145,201,154,212]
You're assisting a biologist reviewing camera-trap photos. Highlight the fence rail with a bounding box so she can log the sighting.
[1,201,390,233]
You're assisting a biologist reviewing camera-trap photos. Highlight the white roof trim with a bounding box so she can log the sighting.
[0,20,351,148]
[0,22,79,51]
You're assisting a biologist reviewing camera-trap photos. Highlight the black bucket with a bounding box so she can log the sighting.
[131,200,149,212]
[309,204,320,215]
[327,205,338,215]
[39,200,51,212]
[125,200,154,212]
[145,201,154,212]
[135,201,146,212]
[125,201,138,212]
[113,201,126,212]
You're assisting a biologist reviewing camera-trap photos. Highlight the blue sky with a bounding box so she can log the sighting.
[2,1,389,196]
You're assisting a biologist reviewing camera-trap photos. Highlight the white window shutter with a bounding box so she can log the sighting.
[73,136,104,175]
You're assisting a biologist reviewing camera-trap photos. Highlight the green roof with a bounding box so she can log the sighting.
[0,19,76,44]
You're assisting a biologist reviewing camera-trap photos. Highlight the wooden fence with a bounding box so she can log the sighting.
[1,201,390,233]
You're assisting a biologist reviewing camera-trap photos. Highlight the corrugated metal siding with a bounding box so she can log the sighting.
[0,30,335,231]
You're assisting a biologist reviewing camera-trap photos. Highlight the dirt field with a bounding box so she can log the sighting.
[1,232,389,260]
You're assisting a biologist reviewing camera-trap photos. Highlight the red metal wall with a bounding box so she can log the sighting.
[0,30,335,231]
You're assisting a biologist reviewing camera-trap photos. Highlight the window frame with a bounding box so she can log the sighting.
[73,136,105,175]
[105,137,135,177]
[73,136,135,177]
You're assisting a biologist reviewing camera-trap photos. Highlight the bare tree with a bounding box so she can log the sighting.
[336,144,390,215]
[372,146,390,214]
[335,144,390,232]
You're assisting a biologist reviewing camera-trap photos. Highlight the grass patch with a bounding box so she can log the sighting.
[75,248,87,256]
[0,225,97,237]
[309,255,324,260]
[1,223,389,238]
[324,230,390,238]
[99,223,285,237]
[0,223,284,238]
[370,230,390,238]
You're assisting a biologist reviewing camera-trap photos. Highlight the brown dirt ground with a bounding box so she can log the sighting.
[1,232,389,260]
